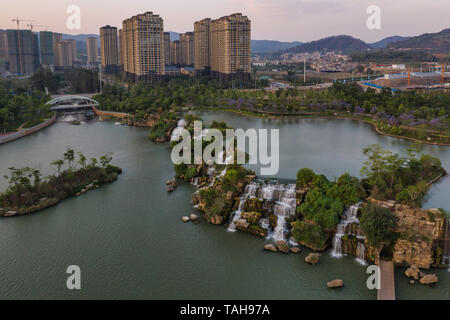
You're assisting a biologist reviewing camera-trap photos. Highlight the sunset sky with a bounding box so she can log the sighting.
[1,0,449,42]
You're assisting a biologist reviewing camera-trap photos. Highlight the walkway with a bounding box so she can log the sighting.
[377,260,395,300]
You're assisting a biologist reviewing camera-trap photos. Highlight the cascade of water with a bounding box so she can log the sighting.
[356,242,367,265]
[331,203,365,261]
[443,218,450,268]
[170,119,186,141]
[227,181,297,239]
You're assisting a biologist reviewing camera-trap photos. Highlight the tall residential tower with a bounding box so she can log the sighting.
[100,25,119,73]
[210,13,251,81]
[121,11,165,82]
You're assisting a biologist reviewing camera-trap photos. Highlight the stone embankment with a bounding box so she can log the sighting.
[0,116,56,145]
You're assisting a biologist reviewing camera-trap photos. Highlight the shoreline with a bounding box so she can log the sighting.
[0,115,57,146]
[192,107,450,146]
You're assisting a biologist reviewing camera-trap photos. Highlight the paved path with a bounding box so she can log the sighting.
[378,260,395,300]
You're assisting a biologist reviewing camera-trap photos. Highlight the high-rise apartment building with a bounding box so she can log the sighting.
[164,32,171,66]
[194,18,211,73]
[86,37,98,69]
[121,11,165,82]
[170,40,180,65]
[67,39,77,62]
[6,29,39,75]
[119,29,125,72]
[179,32,195,66]
[0,30,7,60]
[55,40,75,69]
[100,25,119,73]
[39,31,54,67]
[52,33,63,69]
[210,13,251,81]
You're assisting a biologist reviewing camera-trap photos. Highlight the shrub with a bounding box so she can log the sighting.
[296,168,315,188]
[292,221,328,250]
[360,203,398,247]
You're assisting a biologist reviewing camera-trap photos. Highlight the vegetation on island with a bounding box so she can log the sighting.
[291,144,446,250]
[0,148,122,217]
[360,144,446,206]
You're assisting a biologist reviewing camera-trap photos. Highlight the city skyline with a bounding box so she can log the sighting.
[0,0,449,42]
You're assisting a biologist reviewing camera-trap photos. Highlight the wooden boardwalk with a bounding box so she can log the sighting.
[377,260,395,300]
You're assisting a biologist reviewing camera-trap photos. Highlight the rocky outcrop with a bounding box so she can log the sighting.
[367,198,447,269]
[327,279,343,288]
[264,243,277,252]
[305,253,322,266]
[405,265,421,280]
[419,274,438,285]
[290,247,301,254]
[166,179,177,193]
[276,241,289,254]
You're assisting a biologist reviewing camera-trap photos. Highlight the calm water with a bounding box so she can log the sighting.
[0,113,448,299]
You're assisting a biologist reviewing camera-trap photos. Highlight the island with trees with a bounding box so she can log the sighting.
[0,148,122,217]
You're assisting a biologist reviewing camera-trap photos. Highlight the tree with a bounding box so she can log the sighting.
[99,154,112,168]
[360,203,398,247]
[64,148,75,170]
[297,168,316,188]
[51,159,64,178]
[77,152,87,170]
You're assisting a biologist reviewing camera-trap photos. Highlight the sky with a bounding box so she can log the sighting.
[1,0,449,42]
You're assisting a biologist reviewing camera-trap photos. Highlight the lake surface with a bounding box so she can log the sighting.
[0,112,448,299]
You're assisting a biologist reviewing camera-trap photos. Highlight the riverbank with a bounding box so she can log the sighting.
[0,115,56,145]
[190,107,450,146]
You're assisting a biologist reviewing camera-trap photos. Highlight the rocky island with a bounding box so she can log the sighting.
[0,148,122,217]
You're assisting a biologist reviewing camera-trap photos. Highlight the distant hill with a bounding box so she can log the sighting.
[388,28,450,54]
[284,35,370,55]
[251,40,302,54]
[369,36,410,49]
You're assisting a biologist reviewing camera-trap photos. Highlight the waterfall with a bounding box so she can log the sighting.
[227,181,297,240]
[226,198,246,232]
[356,242,367,265]
[443,218,450,268]
[331,203,366,264]
[170,119,186,141]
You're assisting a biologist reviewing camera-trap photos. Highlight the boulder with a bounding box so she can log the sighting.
[405,265,420,280]
[167,186,174,193]
[189,213,199,221]
[264,244,277,252]
[290,247,301,254]
[235,219,250,229]
[276,240,289,254]
[181,216,190,223]
[305,253,322,266]
[210,215,223,225]
[5,210,18,217]
[419,274,438,285]
[327,279,343,288]
[409,280,415,285]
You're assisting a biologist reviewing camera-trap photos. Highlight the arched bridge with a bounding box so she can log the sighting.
[46,95,99,114]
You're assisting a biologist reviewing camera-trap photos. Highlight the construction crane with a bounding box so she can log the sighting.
[27,23,49,31]
[12,17,34,30]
